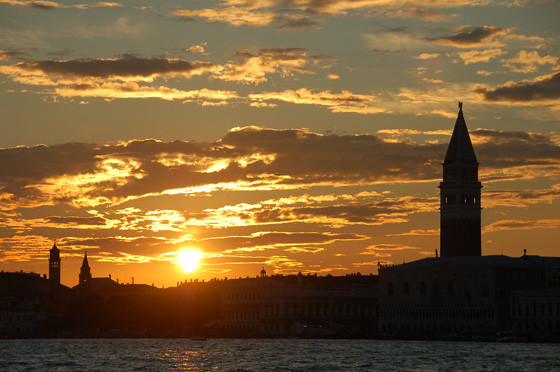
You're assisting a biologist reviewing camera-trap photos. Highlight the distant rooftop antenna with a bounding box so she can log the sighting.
[435,249,439,258]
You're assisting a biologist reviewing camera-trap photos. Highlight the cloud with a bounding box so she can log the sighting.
[0,0,122,9]
[484,184,560,208]
[185,43,208,55]
[363,31,423,52]
[414,53,440,60]
[55,82,238,103]
[0,49,28,61]
[361,243,420,254]
[200,231,368,253]
[0,0,64,9]
[183,193,435,228]
[383,7,457,22]
[0,127,558,215]
[248,88,385,114]
[386,229,439,236]
[218,47,327,84]
[170,0,485,29]
[457,49,505,64]
[0,49,334,100]
[474,72,560,105]
[172,6,278,28]
[0,55,218,83]
[427,26,508,48]
[501,50,558,73]
[70,16,146,39]
[483,219,560,233]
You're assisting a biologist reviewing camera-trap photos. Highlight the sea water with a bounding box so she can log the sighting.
[1,338,559,371]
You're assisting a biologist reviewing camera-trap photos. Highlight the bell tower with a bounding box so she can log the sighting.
[49,241,61,285]
[79,251,92,285]
[439,103,482,257]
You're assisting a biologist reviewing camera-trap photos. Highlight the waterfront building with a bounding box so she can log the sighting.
[219,273,378,338]
[378,104,559,339]
[0,271,50,337]
[378,255,548,337]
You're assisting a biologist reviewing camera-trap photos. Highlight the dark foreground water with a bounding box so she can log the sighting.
[1,339,559,371]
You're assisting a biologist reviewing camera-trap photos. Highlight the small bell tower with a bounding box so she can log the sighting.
[439,103,482,257]
[79,251,92,284]
[49,241,61,285]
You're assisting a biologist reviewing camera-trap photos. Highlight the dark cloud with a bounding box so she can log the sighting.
[0,0,122,10]
[190,194,436,228]
[0,50,28,61]
[46,49,75,58]
[474,72,560,103]
[0,127,558,213]
[45,216,107,226]
[277,17,321,30]
[384,7,457,22]
[427,26,506,47]
[8,55,216,79]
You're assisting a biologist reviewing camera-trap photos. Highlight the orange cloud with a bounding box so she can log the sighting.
[218,47,324,84]
[0,127,558,216]
[501,50,558,73]
[171,0,486,29]
[248,88,385,114]
[457,49,505,64]
[55,83,239,103]
[483,219,560,233]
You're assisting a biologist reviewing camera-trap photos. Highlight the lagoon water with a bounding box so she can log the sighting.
[1,338,559,371]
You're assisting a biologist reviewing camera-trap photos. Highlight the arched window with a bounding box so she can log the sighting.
[388,282,393,295]
[420,281,426,295]
[404,282,410,295]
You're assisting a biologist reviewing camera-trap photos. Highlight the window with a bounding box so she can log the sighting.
[404,282,410,295]
[388,282,393,295]
[420,281,426,295]
[448,281,454,295]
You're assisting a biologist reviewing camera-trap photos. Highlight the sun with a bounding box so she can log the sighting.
[177,249,203,274]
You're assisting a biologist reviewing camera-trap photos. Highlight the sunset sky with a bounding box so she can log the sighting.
[1,0,559,287]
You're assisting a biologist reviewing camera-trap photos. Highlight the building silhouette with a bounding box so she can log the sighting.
[439,102,482,257]
[79,251,92,285]
[379,103,560,340]
[48,242,61,285]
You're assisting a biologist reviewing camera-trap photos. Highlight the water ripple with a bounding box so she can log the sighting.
[0,339,559,371]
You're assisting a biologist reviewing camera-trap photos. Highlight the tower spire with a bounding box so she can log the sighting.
[79,250,92,285]
[444,102,477,164]
[49,241,61,285]
[439,103,482,257]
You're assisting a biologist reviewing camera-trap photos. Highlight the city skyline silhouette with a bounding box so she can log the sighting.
[1,0,559,289]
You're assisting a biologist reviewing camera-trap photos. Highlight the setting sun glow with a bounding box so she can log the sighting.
[177,250,203,274]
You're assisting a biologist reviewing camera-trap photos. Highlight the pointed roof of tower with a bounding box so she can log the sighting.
[81,251,90,268]
[50,241,59,252]
[444,102,477,164]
